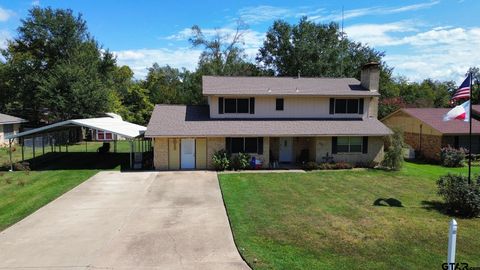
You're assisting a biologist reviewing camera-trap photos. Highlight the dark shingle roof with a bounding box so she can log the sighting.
[398,108,480,135]
[0,113,27,124]
[202,76,379,96]
[145,105,392,137]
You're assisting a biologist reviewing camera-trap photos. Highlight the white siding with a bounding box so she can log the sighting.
[208,96,374,119]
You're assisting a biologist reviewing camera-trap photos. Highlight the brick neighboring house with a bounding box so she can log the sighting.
[381,107,480,160]
[0,113,27,147]
[145,63,392,170]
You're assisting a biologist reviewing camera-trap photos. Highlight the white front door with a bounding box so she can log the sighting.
[279,137,293,163]
[181,138,195,169]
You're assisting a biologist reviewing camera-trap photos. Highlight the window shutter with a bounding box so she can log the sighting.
[332,137,338,154]
[362,137,368,154]
[258,137,264,154]
[225,137,231,154]
[329,98,335,114]
[359,98,364,114]
[249,97,255,114]
[218,97,224,114]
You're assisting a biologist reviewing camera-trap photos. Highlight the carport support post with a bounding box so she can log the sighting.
[129,140,134,169]
[9,139,13,171]
[42,135,45,155]
[32,136,35,159]
[22,137,25,162]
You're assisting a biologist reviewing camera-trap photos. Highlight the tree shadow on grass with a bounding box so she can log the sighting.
[373,198,404,207]
[420,200,473,218]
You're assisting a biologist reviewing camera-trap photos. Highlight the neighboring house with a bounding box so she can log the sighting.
[145,63,392,170]
[0,113,27,146]
[381,107,480,160]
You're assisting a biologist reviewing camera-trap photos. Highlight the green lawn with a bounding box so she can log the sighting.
[0,170,98,231]
[219,162,480,270]
[0,140,133,166]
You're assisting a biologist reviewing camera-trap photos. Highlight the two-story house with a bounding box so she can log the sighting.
[145,62,392,170]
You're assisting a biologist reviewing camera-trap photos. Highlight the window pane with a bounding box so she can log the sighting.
[244,138,258,153]
[3,124,13,133]
[231,138,244,153]
[335,99,347,113]
[276,98,284,111]
[350,145,362,152]
[337,145,349,152]
[237,99,249,113]
[349,137,362,146]
[337,137,349,145]
[225,99,236,113]
[347,99,359,113]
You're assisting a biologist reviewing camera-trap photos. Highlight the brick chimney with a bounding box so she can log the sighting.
[360,62,380,92]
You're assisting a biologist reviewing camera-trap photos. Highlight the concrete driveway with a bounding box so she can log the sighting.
[0,171,250,270]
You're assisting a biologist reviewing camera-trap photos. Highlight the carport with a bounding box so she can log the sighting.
[6,114,149,171]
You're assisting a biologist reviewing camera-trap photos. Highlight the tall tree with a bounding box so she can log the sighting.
[1,7,117,124]
[257,17,386,78]
[189,22,263,76]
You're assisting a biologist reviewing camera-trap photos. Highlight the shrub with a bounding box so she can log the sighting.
[212,150,230,171]
[318,163,334,170]
[382,128,404,170]
[231,153,251,170]
[355,161,378,169]
[333,162,353,170]
[437,174,480,217]
[13,162,30,171]
[317,162,353,170]
[440,146,466,167]
[302,161,318,171]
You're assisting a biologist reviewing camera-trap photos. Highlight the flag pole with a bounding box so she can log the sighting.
[468,72,473,185]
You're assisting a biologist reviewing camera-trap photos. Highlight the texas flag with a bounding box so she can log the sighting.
[443,100,470,122]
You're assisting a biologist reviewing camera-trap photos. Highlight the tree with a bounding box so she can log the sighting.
[1,7,117,124]
[257,17,386,78]
[189,21,263,76]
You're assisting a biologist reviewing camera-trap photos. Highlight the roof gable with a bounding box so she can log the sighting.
[0,113,27,124]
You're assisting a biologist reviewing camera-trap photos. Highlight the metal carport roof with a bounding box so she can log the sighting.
[7,115,146,140]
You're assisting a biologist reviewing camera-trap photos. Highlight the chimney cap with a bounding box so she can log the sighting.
[362,62,380,69]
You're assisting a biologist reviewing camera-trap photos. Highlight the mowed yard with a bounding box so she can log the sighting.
[219,162,480,270]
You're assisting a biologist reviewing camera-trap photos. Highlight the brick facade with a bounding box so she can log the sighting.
[404,132,442,160]
[153,138,168,170]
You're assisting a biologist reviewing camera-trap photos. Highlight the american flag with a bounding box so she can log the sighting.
[452,73,472,100]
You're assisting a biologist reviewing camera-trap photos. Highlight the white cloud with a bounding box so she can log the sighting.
[237,5,293,24]
[350,25,480,83]
[0,6,15,22]
[345,21,418,46]
[31,0,40,6]
[312,1,439,22]
[0,29,11,49]
[113,48,202,78]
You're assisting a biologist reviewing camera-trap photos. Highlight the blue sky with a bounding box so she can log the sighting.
[0,0,478,83]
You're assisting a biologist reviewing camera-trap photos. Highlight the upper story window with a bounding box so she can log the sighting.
[219,97,255,114]
[276,98,284,111]
[330,98,364,115]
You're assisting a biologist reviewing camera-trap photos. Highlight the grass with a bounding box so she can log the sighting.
[0,170,98,231]
[219,162,480,270]
[0,140,133,166]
